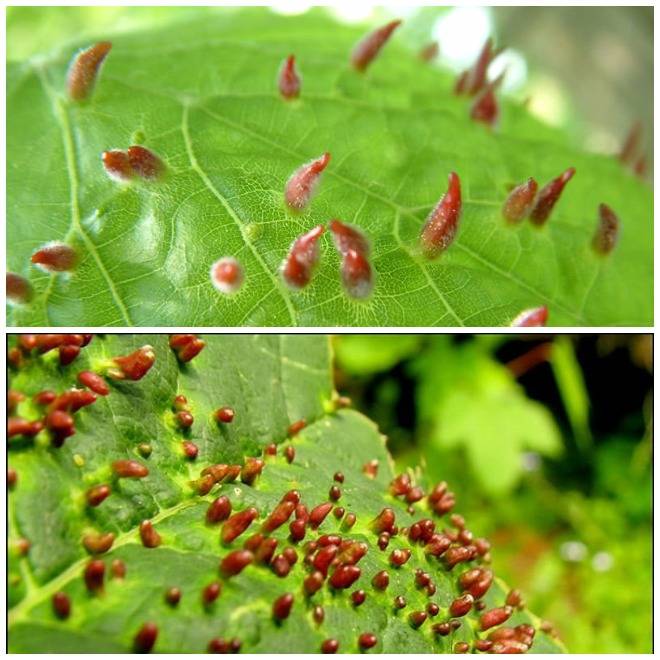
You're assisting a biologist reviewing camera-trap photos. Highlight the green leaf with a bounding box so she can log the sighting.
[414,340,563,495]
[8,334,563,652]
[7,7,652,326]
[333,335,423,375]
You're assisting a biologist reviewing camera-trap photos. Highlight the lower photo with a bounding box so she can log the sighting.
[6,334,652,653]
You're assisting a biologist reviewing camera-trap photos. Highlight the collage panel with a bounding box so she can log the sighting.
[5,5,653,327]
[6,333,652,653]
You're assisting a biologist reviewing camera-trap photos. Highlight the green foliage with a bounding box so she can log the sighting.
[7,7,652,326]
[8,335,562,653]
[333,335,423,375]
[413,338,562,495]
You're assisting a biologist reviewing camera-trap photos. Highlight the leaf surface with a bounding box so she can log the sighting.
[6,8,652,326]
[8,334,563,652]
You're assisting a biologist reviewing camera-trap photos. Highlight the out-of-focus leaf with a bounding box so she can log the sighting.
[334,335,423,375]
[415,340,562,495]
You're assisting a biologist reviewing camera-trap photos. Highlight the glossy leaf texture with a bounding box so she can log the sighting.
[7,8,651,326]
[8,335,564,653]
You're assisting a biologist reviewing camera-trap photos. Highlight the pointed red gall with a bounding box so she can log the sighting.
[284,445,295,463]
[289,518,306,542]
[362,459,379,478]
[177,411,194,430]
[86,484,111,507]
[262,500,296,533]
[329,564,361,589]
[341,249,374,299]
[52,592,71,619]
[206,496,232,524]
[358,633,377,650]
[272,592,294,621]
[220,549,254,576]
[83,560,105,592]
[215,406,235,423]
[109,345,155,380]
[112,459,149,478]
[77,371,110,396]
[284,154,330,211]
[139,520,161,548]
[454,70,468,95]
[281,224,325,289]
[8,416,44,438]
[511,306,548,327]
[470,85,499,127]
[502,178,538,223]
[309,502,333,529]
[169,334,206,362]
[619,120,642,165]
[127,145,164,180]
[450,593,474,617]
[279,55,301,100]
[240,457,264,485]
[529,167,575,225]
[463,38,502,96]
[419,41,439,62]
[420,172,462,258]
[633,154,647,178]
[288,419,307,436]
[480,606,513,631]
[321,639,339,653]
[256,538,279,565]
[67,41,112,101]
[202,581,222,606]
[102,149,133,181]
[351,20,402,72]
[31,242,77,272]
[592,203,620,255]
[57,344,78,365]
[6,273,32,305]
[222,507,258,544]
[82,532,115,555]
[45,410,75,446]
[329,219,370,257]
[133,622,158,652]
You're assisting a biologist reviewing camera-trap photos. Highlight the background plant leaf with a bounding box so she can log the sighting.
[6,7,652,326]
[8,334,563,652]
[413,339,563,495]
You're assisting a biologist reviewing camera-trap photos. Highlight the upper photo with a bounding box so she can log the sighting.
[6,5,653,327]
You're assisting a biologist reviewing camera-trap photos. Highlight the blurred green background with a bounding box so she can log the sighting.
[6,5,653,173]
[333,334,652,653]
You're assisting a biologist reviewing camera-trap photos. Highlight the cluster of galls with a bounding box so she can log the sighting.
[7,338,160,450]
[189,414,305,496]
[453,38,505,128]
[8,333,93,368]
[78,466,543,653]
[8,335,208,507]
[9,339,552,653]
[280,213,374,300]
